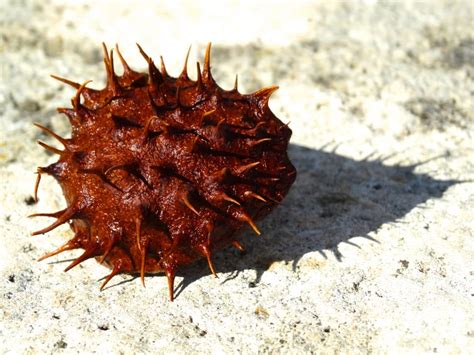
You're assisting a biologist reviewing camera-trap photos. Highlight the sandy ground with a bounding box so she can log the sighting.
[1,0,473,353]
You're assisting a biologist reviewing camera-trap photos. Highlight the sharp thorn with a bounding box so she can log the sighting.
[181,194,200,215]
[143,115,157,136]
[160,56,168,77]
[136,43,150,61]
[233,74,238,91]
[221,193,241,206]
[34,169,42,202]
[203,247,217,278]
[245,191,267,202]
[201,109,216,120]
[115,43,132,72]
[252,138,272,147]
[140,247,146,287]
[99,234,117,264]
[133,217,142,253]
[72,80,93,108]
[64,248,96,272]
[252,85,279,100]
[37,240,77,262]
[196,62,202,87]
[28,210,64,218]
[100,266,120,291]
[243,214,261,236]
[31,206,77,236]
[33,123,68,146]
[102,42,110,63]
[216,118,225,128]
[204,42,212,72]
[235,161,260,174]
[50,74,80,89]
[180,45,192,80]
[212,167,228,182]
[37,141,64,155]
[232,240,245,252]
[166,269,175,302]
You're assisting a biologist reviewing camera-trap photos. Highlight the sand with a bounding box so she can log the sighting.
[1,0,473,353]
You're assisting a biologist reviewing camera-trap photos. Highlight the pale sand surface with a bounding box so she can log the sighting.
[0,1,473,353]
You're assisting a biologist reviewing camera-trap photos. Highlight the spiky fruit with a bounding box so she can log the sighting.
[31,43,296,300]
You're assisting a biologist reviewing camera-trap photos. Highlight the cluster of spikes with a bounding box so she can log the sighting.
[30,43,296,301]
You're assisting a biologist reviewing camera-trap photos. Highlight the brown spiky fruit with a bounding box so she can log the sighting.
[31,43,296,301]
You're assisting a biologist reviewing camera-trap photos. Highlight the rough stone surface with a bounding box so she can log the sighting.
[0,0,473,353]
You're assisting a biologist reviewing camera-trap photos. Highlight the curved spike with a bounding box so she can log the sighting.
[31,205,77,236]
[143,115,157,136]
[64,247,98,272]
[180,45,192,80]
[242,214,261,236]
[221,193,241,206]
[37,141,64,155]
[202,43,215,84]
[72,80,93,109]
[200,109,216,124]
[235,161,260,174]
[232,240,245,252]
[38,239,78,262]
[100,265,121,291]
[202,246,217,278]
[252,86,279,109]
[160,56,168,77]
[181,193,200,216]
[216,118,225,129]
[140,245,147,287]
[196,62,202,87]
[244,191,267,202]
[104,163,130,176]
[251,138,272,147]
[251,85,279,101]
[33,123,69,147]
[50,74,80,89]
[135,218,142,252]
[115,43,132,73]
[165,269,176,302]
[34,169,42,202]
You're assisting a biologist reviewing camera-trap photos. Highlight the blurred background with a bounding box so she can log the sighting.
[1,0,473,353]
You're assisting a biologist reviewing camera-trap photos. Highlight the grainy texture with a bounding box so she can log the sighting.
[0,0,473,353]
[31,44,296,300]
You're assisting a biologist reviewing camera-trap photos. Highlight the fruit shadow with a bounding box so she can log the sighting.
[173,143,458,298]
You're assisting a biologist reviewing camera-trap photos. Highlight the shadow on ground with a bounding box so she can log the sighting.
[171,143,458,298]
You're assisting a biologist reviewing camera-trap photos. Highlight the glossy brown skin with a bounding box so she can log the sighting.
[32,43,296,300]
